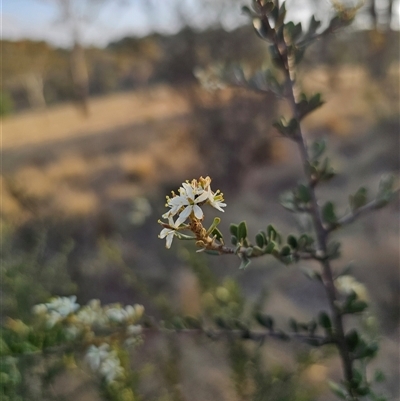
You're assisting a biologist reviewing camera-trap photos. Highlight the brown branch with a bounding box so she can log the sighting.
[255,7,358,395]
[142,327,333,346]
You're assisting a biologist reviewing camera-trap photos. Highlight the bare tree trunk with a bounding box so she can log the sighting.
[387,0,394,29]
[23,73,46,110]
[368,0,378,29]
[70,42,90,116]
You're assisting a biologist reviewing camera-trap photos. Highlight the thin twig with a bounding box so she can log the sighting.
[142,327,333,346]
[328,190,400,232]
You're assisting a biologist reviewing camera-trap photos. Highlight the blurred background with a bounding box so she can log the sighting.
[1,0,399,400]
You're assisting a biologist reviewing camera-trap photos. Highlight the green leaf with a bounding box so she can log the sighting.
[234,319,249,332]
[296,184,311,203]
[327,241,341,260]
[377,173,396,205]
[266,224,277,241]
[322,201,337,225]
[171,317,186,330]
[239,254,251,270]
[307,319,317,335]
[287,235,298,249]
[374,369,385,383]
[354,387,371,396]
[298,234,314,249]
[265,242,275,254]
[275,1,287,28]
[206,217,221,235]
[352,368,363,386]
[273,117,299,137]
[280,245,291,256]
[345,300,368,314]
[229,224,238,237]
[211,228,223,243]
[176,232,196,240]
[301,267,322,282]
[308,15,322,37]
[242,6,257,18]
[255,313,274,330]
[328,381,348,399]
[284,21,302,43]
[293,46,306,64]
[184,316,202,329]
[255,232,266,248]
[268,44,286,70]
[310,139,326,161]
[275,329,290,341]
[358,342,378,359]
[345,329,360,352]
[251,246,264,256]
[280,191,296,212]
[254,0,275,10]
[297,93,324,119]
[248,69,283,95]
[215,316,230,329]
[238,221,248,241]
[349,187,368,211]
[318,311,332,331]
[231,236,238,246]
[289,318,298,332]
[318,157,336,182]
[252,18,272,41]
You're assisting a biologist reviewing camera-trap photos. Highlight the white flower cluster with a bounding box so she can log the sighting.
[159,176,226,248]
[33,296,145,384]
[86,344,124,383]
[33,296,80,328]
[33,297,144,338]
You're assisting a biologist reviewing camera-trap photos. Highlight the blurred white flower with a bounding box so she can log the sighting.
[130,197,152,226]
[46,311,63,328]
[127,324,142,335]
[88,299,101,310]
[32,304,47,315]
[124,305,136,319]
[336,275,369,302]
[86,344,110,371]
[76,307,104,326]
[45,296,80,317]
[106,307,128,323]
[99,353,124,383]
[133,304,144,320]
[64,325,81,340]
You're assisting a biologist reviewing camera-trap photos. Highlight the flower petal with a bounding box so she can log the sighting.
[165,232,174,248]
[182,183,195,200]
[210,200,226,212]
[159,228,170,239]
[193,204,203,219]
[195,189,209,203]
[175,206,192,226]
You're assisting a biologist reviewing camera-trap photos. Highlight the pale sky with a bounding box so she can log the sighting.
[2,0,399,48]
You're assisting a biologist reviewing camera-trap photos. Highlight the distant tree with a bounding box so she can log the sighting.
[1,40,51,110]
[41,0,132,115]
